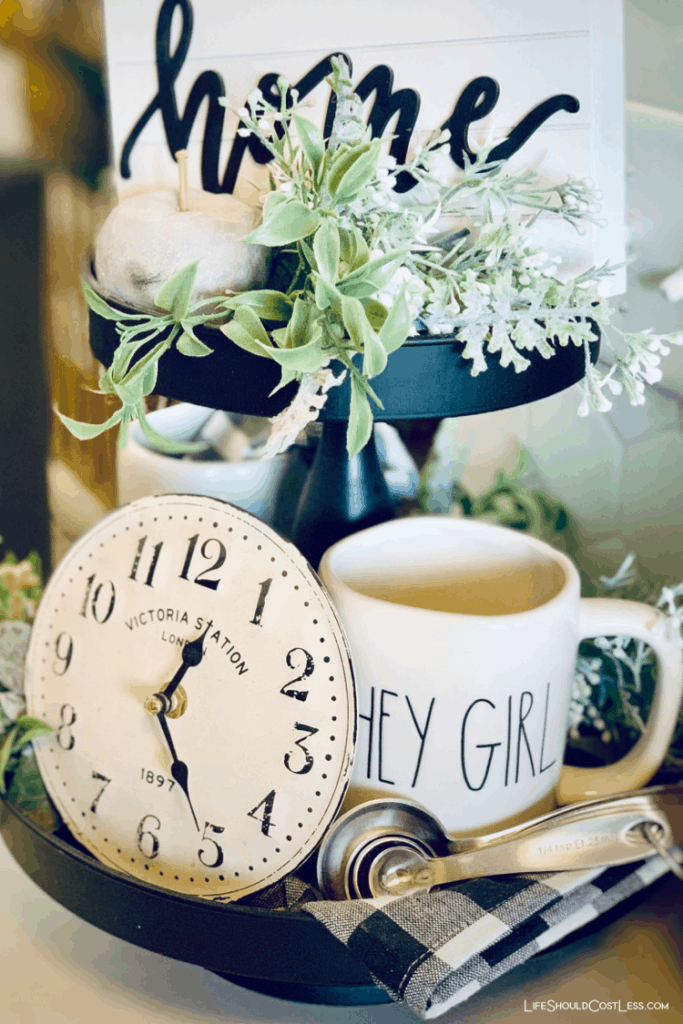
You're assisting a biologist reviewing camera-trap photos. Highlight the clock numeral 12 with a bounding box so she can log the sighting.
[129,536,163,587]
[199,821,225,868]
[284,723,318,775]
[179,535,226,591]
[80,575,116,624]
[248,789,276,837]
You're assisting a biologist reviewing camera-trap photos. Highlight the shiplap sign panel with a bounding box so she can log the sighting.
[102,0,626,294]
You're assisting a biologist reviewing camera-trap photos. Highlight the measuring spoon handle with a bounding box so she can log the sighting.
[377,792,678,896]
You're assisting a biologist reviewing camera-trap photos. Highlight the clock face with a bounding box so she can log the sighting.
[24,495,356,901]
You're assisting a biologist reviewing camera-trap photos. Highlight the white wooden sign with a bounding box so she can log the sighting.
[102,0,626,293]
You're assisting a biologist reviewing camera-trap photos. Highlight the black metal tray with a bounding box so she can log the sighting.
[0,793,388,1005]
[1,791,670,1009]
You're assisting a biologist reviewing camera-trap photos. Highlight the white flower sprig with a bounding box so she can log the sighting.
[570,555,683,762]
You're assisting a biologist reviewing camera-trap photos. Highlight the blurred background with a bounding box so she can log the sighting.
[0,0,113,575]
[0,0,682,584]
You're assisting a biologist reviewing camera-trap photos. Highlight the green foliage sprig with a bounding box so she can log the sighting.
[58,263,224,454]
[571,560,683,769]
[0,716,53,795]
[0,551,43,622]
[0,549,56,822]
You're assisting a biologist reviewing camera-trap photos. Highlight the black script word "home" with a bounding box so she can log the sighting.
[358,681,557,794]
[122,0,580,194]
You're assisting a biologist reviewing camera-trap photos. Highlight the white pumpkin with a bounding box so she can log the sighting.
[94,189,270,311]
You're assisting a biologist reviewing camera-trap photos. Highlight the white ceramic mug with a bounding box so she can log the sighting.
[319,518,683,835]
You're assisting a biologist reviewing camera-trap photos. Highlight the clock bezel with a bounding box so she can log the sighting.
[24,493,357,901]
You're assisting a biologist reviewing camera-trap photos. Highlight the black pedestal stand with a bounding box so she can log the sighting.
[291,421,395,567]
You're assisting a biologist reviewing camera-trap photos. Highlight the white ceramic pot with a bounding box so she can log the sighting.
[117,405,290,525]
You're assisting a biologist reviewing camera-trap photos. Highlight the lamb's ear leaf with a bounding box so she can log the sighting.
[141,360,159,397]
[12,720,54,752]
[263,191,288,220]
[245,201,321,246]
[154,261,201,319]
[342,295,387,378]
[98,369,116,393]
[292,113,325,177]
[264,334,324,371]
[313,219,340,282]
[327,140,378,197]
[346,377,373,458]
[379,285,412,354]
[338,249,409,293]
[349,228,370,271]
[268,366,298,396]
[81,280,141,321]
[54,405,124,440]
[360,297,388,332]
[177,325,214,357]
[233,306,272,346]
[282,296,310,348]
[112,339,170,405]
[0,726,20,795]
[15,716,53,732]
[223,290,293,321]
[221,319,274,359]
[314,273,342,312]
[135,404,208,455]
[329,140,383,204]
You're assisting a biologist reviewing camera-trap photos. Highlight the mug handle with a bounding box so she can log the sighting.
[557,598,683,805]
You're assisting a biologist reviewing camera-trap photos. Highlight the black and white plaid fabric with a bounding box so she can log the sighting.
[304,854,674,1018]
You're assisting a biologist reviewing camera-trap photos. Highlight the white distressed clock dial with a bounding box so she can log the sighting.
[24,495,356,900]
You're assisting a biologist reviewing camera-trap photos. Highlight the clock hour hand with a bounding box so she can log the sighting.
[154,702,200,832]
[163,624,209,702]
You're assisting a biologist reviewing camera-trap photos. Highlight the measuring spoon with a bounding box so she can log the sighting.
[317,784,683,899]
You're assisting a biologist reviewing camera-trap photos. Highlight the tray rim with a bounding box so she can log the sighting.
[0,790,382,993]
[82,259,600,423]
[2,780,674,1006]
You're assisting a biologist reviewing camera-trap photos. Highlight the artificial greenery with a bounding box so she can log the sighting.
[0,548,56,824]
[57,56,683,458]
[0,716,53,795]
[573,558,683,770]
[59,266,222,454]
[4,752,59,832]
[0,550,42,622]
[420,450,571,548]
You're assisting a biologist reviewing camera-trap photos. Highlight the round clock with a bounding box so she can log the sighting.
[23,494,356,901]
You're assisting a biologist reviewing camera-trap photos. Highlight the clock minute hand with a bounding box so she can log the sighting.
[155,704,200,832]
[163,625,208,702]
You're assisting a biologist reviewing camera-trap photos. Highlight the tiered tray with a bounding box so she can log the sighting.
[0,274,604,1008]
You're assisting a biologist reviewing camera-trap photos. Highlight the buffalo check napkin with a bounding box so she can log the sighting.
[300,856,674,1018]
